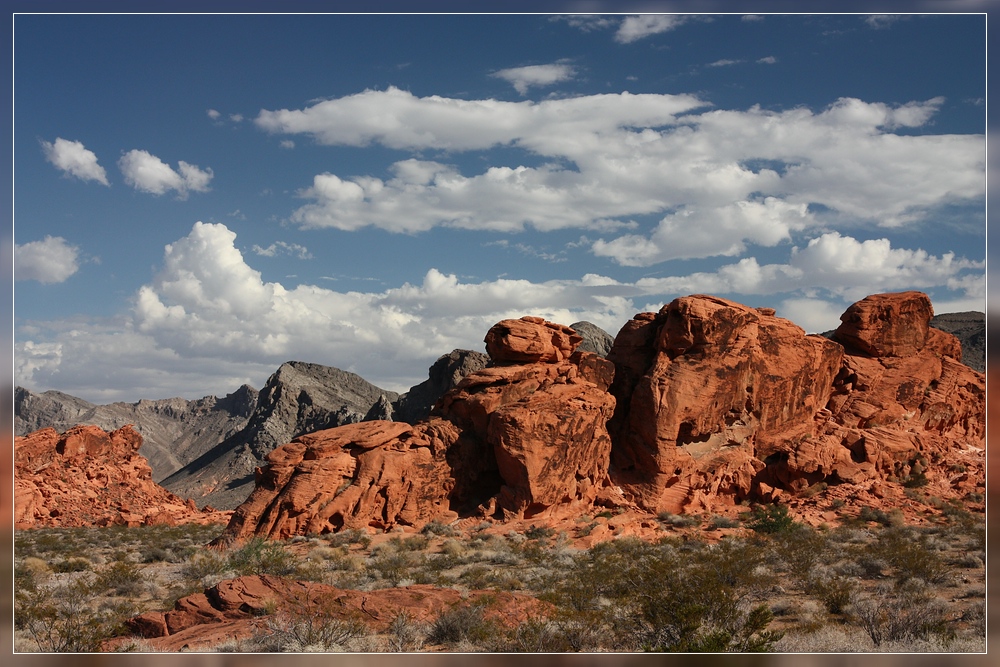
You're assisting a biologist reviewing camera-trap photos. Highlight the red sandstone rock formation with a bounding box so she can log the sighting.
[606,291,984,517]
[767,291,985,506]
[216,316,615,545]
[216,292,984,543]
[606,295,845,513]
[121,575,550,651]
[14,424,231,529]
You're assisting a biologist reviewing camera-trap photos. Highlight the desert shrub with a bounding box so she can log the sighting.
[960,601,986,637]
[658,512,700,528]
[743,504,796,534]
[856,506,894,527]
[93,558,147,597]
[385,611,424,652]
[181,549,230,587]
[325,528,371,549]
[228,537,299,577]
[428,602,498,646]
[254,588,370,652]
[708,515,740,530]
[543,536,781,652]
[487,618,574,652]
[773,527,827,585]
[872,527,949,585]
[369,548,424,586]
[51,556,92,573]
[392,534,431,551]
[524,524,556,541]
[421,520,456,537]
[811,575,856,615]
[18,557,53,583]
[16,577,123,652]
[850,586,953,647]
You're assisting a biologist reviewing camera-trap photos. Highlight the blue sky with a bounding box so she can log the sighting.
[12,12,987,403]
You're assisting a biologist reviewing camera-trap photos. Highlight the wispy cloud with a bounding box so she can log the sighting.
[615,15,690,43]
[492,61,576,95]
[15,236,80,283]
[865,15,907,29]
[757,56,778,64]
[40,138,109,185]
[707,59,742,67]
[251,240,313,259]
[118,149,213,198]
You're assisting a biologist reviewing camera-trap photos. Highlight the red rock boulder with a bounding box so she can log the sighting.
[606,295,844,513]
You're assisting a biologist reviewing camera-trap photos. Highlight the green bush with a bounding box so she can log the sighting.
[228,537,298,577]
[93,559,147,597]
[421,520,456,537]
[744,504,796,534]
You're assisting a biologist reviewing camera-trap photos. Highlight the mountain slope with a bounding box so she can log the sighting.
[14,385,257,483]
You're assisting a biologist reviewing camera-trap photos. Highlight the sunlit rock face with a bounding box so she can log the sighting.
[215,291,983,543]
[15,424,231,529]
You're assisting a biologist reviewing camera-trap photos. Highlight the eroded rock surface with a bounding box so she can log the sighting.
[121,575,550,652]
[14,425,230,529]
[607,296,844,513]
[215,316,615,544]
[216,292,984,542]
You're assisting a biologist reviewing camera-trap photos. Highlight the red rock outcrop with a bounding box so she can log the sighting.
[119,575,550,652]
[14,424,230,529]
[215,316,616,545]
[606,295,845,513]
[217,292,984,542]
[606,291,984,517]
[761,291,985,505]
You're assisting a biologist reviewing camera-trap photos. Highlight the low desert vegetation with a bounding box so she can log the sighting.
[13,503,986,653]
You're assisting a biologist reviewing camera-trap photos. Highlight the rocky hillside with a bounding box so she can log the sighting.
[929,312,985,372]
[14,424,231,529]
[14,385,257,483]
[160,362,398,510]
[213,291,984,545]
[386,349,490,423]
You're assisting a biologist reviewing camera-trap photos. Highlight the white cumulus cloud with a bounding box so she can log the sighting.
[40,138,109,185]
[15,223,983,402]
[255,89,983,260]
[118,149,214,198]
[14,236,80,283]
[634,231,984,302]
[492,62,576,95]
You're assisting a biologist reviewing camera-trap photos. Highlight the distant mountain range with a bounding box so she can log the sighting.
[14,313,979,510]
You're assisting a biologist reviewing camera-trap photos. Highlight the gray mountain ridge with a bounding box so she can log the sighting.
[14,384,258,483]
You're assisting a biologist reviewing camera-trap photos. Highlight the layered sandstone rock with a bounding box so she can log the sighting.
[761,292,985,503]
[215,316,616,545]
[218,292,984,541]
[606,296,845,513]
[14,425,230,529]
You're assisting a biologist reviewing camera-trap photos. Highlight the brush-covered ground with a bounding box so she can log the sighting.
[14,497,986,653]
